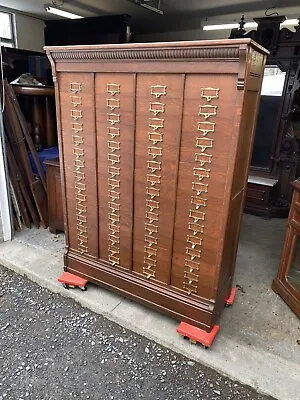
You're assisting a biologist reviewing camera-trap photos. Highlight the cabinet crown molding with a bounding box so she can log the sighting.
[45,39,267,63]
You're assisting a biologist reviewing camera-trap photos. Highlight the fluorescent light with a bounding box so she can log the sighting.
[203,18,299,31]
[244,22,258,28]
[203,23,240,31]
[45,5,83,19]
[202,22,257,31]
[140,3,163,15]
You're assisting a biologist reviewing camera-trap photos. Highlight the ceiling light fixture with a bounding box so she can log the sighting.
[45,5,84,19]
[203,18,299,31]
[135,0,163,15]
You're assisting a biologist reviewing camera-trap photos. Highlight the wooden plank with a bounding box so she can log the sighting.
[4,106,40,228]
[1,80,48,228]
[6,82,47,191]
[6,145,31,229]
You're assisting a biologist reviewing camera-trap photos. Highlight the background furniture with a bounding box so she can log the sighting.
[1,46,57,150]
[13,85,57,150]
[44,14,131,46]
[44,158,64,234]
[230,17,300,217]
[46,39,267,331]
[1,46,52,85]
[272,178,300,317]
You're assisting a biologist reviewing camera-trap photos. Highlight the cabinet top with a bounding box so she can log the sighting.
[45,38,268,63]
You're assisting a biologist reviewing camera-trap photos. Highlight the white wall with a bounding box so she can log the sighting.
[14,13,45,52]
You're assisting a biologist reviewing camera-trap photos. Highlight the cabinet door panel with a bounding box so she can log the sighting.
[95,73,135,269]
[133,74,185,283]
[171,74,237,296]
[58,72,98,257]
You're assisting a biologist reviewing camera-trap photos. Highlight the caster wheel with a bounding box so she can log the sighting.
[183,336,188,340]
[80,286,87,291]
[225,303,231,308]
[62,283,69,290]
[204,346,209,349]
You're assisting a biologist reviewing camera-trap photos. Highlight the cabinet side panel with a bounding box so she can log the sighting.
[95,73,135,269]
[58,72,98,257]
[219,88,263,294]
[133,74,185,283]
[231,89,262,198]
[172,74,237,299]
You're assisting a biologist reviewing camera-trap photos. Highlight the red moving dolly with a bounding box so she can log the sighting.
[58,272,88,291]
[225,287,237,307]
[177,323,220,349]
[177,287,237,348]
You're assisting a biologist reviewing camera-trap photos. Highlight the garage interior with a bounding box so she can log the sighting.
[0,1,299,399]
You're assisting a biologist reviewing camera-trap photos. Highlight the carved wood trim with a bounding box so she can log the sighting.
[47,47,241,62]
[46,39,268,64]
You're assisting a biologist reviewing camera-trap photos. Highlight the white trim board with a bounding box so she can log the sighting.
[0,109,12,241]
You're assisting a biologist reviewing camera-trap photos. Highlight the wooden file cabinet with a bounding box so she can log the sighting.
[46,39,267,331]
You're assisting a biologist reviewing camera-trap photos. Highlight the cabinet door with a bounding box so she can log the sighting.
[133,74,185,283]
[171,74,237,300]
[58,73,98,257]
[95,73,135,269]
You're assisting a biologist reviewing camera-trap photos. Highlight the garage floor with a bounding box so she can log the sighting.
[0,214,299,400]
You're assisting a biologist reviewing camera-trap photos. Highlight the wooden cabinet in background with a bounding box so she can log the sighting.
[13,85,57,150]
[44,158,64,234]
[245,176,277,215]
[230,17,300,218]
[272,179,300,317]
[46,39,267,331]
[44,14,131,46]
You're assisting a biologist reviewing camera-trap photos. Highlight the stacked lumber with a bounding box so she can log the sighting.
[0,80,48,231]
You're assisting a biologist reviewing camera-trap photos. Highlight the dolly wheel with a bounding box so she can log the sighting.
[80,285,87,292]
[62,283,69,290]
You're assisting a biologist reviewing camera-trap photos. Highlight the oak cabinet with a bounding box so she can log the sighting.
[46,39,267,331]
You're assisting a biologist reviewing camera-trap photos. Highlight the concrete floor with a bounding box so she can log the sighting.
[0,214,299,400]
[0,266,273,400]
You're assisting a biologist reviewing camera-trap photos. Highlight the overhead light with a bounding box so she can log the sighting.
[45,5,84,19]
[203,23,243,31]
[135,0,163,15]
[203,18,299,31]
[140,4,163,15]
